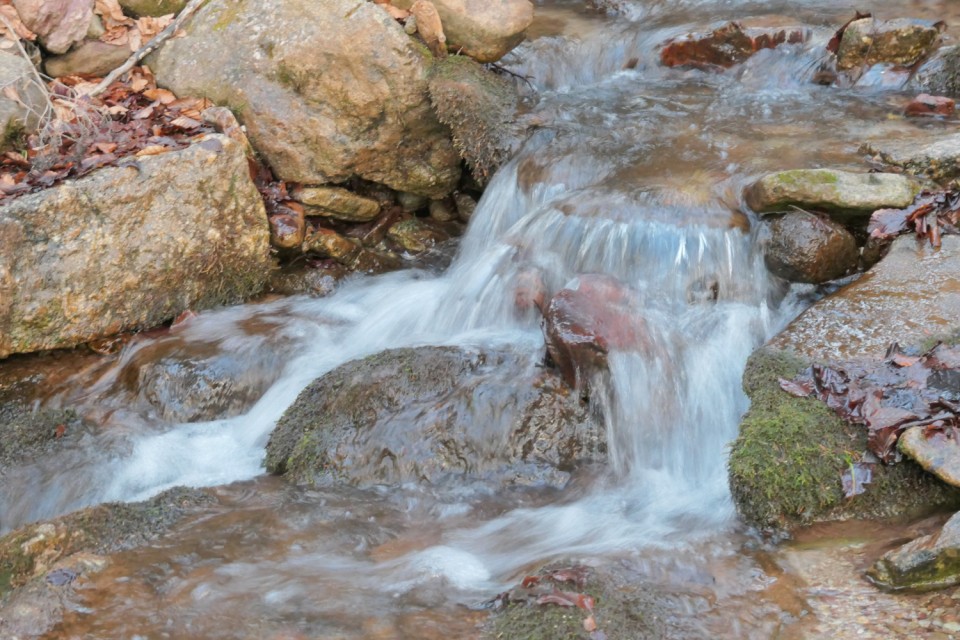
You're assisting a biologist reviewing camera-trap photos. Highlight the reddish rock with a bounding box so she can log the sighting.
[514,267,546,313]
[268,204,305,250]
[542,274,653,390]
[660,21,809,70]
[905,93,956,118]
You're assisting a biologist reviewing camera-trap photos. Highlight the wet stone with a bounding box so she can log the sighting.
[660,21,809,70]
[836,17,942,72]
[762,211,858,284]
[387,218,450,254]
[868,511,960,591]
[293,186,381,222]
[745,169,921,220]
[862,134,960,183]
[906,94,956,118]
[900,428,960,489]
[302,227,360,262]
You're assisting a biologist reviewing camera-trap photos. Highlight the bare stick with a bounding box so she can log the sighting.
[89,0,205,96]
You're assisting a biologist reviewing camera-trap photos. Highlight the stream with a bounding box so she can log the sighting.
[4,0,960,638]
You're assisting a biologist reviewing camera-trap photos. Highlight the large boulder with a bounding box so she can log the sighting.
[151,0,461,197]
[0,134,273,358]
[728,236,960,531]
[836,17,942,72]
[745,169,921,220]
[762,211,858,284]
[862,134,960,183]
[868,510,960,592]
[392,0,534,63]
[0,50,49,150]
[12,0,93,54]
[265,346,603,489]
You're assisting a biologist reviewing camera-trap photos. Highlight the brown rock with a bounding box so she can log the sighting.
[293,186,381,222]
[118,0,186,17]
[868,511,960,591]
[0,134,273,358]
[44,38,129,78]
[660,21,809,70]
[302,227,359,262]
[543,274,655,390]
[900,428,960,489]
[763,211,858,284]
[12,0,93,54]
[410,0,446,59]
[836,17,942,72]
[268,204,305,250]
[387,218,449,253]
[905,93,956,118]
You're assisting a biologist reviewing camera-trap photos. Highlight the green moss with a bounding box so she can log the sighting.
[728,348,960,531]
[0,120,25,153]
[212,0,243,32]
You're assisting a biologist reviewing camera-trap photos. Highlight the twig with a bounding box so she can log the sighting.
[89,0,206,96]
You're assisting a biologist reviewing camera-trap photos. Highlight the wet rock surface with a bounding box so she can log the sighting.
[901,428,960,489]
[863,134,960,183]
[0,133,272,358]
[762,210,858,283]
[869,511,960,592]
[660,20,809,70]
[745,169,921,220]
[836,17,942,72]
[293,186,381,223]
[152,0,461,197]
[265,346,603,489]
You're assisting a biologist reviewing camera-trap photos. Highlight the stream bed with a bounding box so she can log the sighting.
[4,0,960,637]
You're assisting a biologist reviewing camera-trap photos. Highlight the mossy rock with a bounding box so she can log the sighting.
[0,486,215,596]
[728,347,960,532]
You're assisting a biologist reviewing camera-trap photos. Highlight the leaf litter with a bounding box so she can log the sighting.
[780,341,960,496]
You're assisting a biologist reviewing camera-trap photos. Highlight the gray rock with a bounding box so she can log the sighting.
[294,186,381,222]
[745,169,920,220]
[836,17,942,72]
[900,427,960,489]
[265,346,603,488]
[151,0,461,197]
[390,0,534,63]
[771,235,960,361]
[763,211,858,284]
[868,511,960,591]
[862,134,960,183]
[911,45,960,98]
[387,217,449,253]
[12,0,93,54]
[0,50,48,151]
[44,39,129,78]
[0,134,274,358]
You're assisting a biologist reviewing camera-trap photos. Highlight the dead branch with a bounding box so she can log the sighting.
[90,0,205,96]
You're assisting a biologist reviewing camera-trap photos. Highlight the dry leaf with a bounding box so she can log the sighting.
[0,4,36,41]
[100,25,130,46]
[1,84,21,104]
[95,0,134,27]
[136,14,173,40]
[143,88,176,104]
[170,115,201,129]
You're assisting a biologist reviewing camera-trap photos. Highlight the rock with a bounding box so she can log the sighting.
[267,264,346,297]
[729,236,960,530]
[862,134,960,183]
[867,511,960,591]
[302,227,359,262]
[410,0,446,59]
[12,0,93,54]
[905,93,955,118]
[745,169,921,220]
[264,346,603,488]
[391,0,534,63]
[268,205,305,250]
[762,211,858,284]
[43,38,129,78]
[660,20,809,70]
[543,274,658,391]
[387,217,449,253]
[118,0,186,17]
[293,186,381,222]
[397,191,428,212]
[428,198,456,221]
[900,428,960,489]
[428,54,519,183]
[836,17,942,72]
[151,0,460,197]
[0,486,215,595]
[0,134,273,358]
[911,45,960,98]
[453,191,477,222]
[0,401,89,471]
[0,51,48,151]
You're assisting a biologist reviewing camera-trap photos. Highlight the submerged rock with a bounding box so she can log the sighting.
[660,20,809,70]
[265,346,603,489]
[151,0,460,197]
[745,169,921,220]
[729,236,960,531]
[862,134,960,183]
[762,211,858,284]
[0,134,273,358]
[868,511,960,591]
[905,93,955,118]
[391,0,534,63]
[836,17,942,72]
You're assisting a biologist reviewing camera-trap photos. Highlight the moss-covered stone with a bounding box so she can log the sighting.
[728,348,960,531]
[0,486,215,596]
[867,511,960,591]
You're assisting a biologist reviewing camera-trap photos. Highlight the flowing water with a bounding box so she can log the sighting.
[4,0,960,637]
